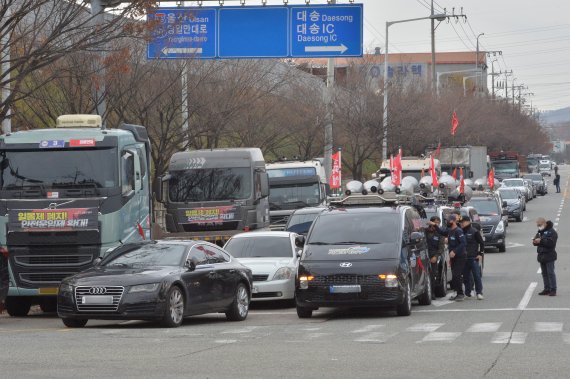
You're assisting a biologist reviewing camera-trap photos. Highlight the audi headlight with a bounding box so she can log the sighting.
[495,221,505,233]
[273,267,294,281]
[129,283,159,293]
[59,282,73,293]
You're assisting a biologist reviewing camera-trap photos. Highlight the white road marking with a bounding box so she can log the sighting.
[537,267,542,274]
[306,333,332,339]
[535,322,563,332]
[466,323,503,333]
[555,223,559,227]
[491,332,527,344]
[523,216,529,222]
[417,307,570,313]
[419,332,462,343]
[406,323,444,332]
[302,327,322,331]
[354,332,397,344]
[351,325,384,333]
[517,282,538,310]
[555,218,560,222]
[507,242,525,249]
[215,339,237,344]
[221,326,258,334]
[432,299,455,307]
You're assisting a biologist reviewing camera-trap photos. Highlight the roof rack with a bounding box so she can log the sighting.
[329,192,413,207]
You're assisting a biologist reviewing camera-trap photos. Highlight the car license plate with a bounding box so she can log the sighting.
[330,285,361,294]
[82,295,114,305]
[39,287,58,295]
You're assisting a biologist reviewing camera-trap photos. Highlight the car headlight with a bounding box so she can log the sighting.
[298,275,314,290]
[495,221,505,233]
[379,274,399,288]
[59,282,73,293]
[273,267,294,281]
[129,283,159,293]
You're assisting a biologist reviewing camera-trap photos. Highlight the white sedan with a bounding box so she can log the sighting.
[224,231,303,302]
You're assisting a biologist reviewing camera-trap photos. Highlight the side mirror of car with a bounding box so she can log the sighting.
[296,249,303,258]
[93,257,102,267]
[295,235,306,248]
[184,257,198,272]
[502,201,507,208]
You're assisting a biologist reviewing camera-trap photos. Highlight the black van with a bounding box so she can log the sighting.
[295,202,432,318]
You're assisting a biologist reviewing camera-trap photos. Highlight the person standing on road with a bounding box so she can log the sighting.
[533,218,558,296]
[430,214,467,301]
[460,217,485,300]
[554,173,561,193]
[426,216,446,298]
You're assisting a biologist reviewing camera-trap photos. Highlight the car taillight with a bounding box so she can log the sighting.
[0,247,8,258]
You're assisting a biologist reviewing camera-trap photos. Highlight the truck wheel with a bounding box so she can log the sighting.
[40,298,57,313]
[498,244,506,253]
[434,266,447,298]
[5,297,32,317]
[396,280,412,316]
[62,318,88,328]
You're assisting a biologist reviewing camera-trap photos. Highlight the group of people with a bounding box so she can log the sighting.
[426,213,484,301]
[425,212,559,301]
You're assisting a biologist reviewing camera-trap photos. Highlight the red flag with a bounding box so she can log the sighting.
[435,142,441,158]
[137,222,145,240]
[452,168,457,180]
[330,151,342,189]
[459,167,465,194]
[488,168,495,189]
[430,155,439,188]
[451,111,459,136]
[391,149,402,187]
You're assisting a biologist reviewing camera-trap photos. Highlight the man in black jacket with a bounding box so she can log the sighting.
[460,217,486,300]
[430,214,467,301]
[533,218,558,296]
[426,216,446,298]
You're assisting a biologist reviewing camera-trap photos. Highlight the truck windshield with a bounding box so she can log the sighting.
[493,162,517,173]
[0,148,118,189]
[168,167,252,202]
[269,183,321,210]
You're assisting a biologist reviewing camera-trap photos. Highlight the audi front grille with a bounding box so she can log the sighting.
[75,286,124,312]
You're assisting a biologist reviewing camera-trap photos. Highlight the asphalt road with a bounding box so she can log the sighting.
[1,168,569,379]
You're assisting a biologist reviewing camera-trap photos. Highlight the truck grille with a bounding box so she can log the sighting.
[75,286,124,312]
[252,274,269,282]
[14,255,92,267]
[19,272,73,284]
[269,215,289,230]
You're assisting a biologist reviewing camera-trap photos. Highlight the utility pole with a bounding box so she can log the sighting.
[475,33,484,91]
[323,0,335,185]
[1,23,10,134]
[430,0,436,92]
[91,0,106,122]
[489,60,500,99]
[181,1,189,149]
[501,70,513,102]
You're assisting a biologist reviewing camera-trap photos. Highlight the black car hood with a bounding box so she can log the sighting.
[301,243,400,275]
[64,266,181,286]
[478,215,501,226]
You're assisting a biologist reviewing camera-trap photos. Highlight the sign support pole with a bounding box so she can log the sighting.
[323,0,336,186]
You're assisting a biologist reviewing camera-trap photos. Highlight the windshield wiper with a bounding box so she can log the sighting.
[285,200,310,207]
[269,202,282,210]
[331,241,381,245]
[307,242,332,245]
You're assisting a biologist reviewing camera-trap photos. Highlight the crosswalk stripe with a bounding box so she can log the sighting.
[491,332,527,344]
[466,323,502,333]
[354,332,398,343]
[419,332,462,343]
[406,323,444,332]
[535,322,563,332]
[351,325,384,333]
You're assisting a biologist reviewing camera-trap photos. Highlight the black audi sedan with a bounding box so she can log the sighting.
[57,240,253,328]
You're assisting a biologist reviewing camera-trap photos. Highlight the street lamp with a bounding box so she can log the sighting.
[381,13,445,160]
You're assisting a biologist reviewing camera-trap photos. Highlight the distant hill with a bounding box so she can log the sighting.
[542,107,570,124]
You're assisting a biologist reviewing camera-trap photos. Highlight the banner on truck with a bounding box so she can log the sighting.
[181,206,237,224]
[330,151,342,190]
[9,208,98,232]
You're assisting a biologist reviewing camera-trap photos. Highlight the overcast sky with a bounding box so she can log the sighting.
[180,1,570,111]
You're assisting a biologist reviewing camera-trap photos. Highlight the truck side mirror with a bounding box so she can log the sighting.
[258,171,269,199]
[153,176,163,203]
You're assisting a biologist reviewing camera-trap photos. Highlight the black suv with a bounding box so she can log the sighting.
[296,200,432,318]
[466,196,507,252]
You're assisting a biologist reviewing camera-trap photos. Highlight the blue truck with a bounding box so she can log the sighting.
[0,115,152,316]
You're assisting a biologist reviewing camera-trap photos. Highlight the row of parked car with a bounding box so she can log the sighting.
[7,173,544,328]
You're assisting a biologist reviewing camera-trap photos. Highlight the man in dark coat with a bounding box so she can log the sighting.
[533,218,558,296]
[460,217,485,300]
[426,216,446,298]
[554,173,561,193]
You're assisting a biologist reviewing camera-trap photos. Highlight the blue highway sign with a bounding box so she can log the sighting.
[147,8,216,59]
[147,5,363,59]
